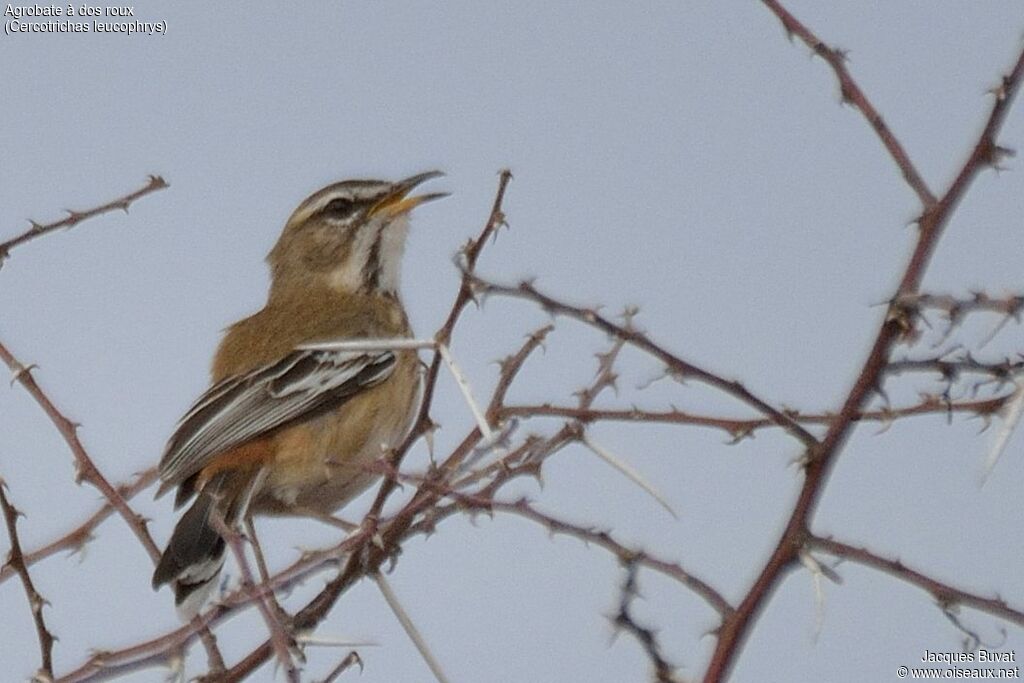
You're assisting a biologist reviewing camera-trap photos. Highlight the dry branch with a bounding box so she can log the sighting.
[703,5,1024,680]
[466,275,819,448]
[0,175,168,265]
[809,536,1024,628]
[1,480,55,680]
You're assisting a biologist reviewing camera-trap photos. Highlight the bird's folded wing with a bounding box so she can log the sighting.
[156,348,397,496]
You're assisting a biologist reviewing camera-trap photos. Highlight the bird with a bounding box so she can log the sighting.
[152,171,446,615]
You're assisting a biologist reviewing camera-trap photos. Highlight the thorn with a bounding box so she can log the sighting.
[987,80,1009,102]
[9,362,38,386]
[873,380,890,408]
[838,81,855,106]
[726,426,754,445]
[990,144,1016,172]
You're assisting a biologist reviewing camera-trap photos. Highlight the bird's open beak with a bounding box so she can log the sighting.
[370,170,449,218]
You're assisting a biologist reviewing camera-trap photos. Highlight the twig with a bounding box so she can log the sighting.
[485,325,554,422]
[55,524,377,681]
[612,561,682,683]
[911,292,1024,321]
[0,340,226,674]
[0,468,157,586]
[809,536,1024,627]
[0,340,160,561]
[887,356,1024,384]
[438,342,494,443]
[703,8,1024,680]
[315,652,363,683]
[0,479,55,680]
[457,495,732,618]
[499,392,1012,439]
[0,175,168,265]
[761,0,936,207]
[213,515,300,683]
[910,292,1024,346]
[466,275,819,449]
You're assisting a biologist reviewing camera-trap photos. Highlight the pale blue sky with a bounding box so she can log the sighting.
[2,2,1023,681]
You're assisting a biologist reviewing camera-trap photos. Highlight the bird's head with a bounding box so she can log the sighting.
[268,171,447,298]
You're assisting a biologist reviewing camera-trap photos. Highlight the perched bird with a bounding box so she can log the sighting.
[152,171,446,614]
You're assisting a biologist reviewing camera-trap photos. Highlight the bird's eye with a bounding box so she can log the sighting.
[323,197,355,216]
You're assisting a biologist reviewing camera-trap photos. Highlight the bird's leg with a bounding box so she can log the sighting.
[243,516,303,660]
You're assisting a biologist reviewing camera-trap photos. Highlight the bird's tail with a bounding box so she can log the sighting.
[152,471,254,617]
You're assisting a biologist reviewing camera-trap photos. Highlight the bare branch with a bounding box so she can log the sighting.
[0,340,226,675]
[479,497,732,619]
[314,652,363,683]
[809,536,1024,628]
[1,479,56,680]
[911,292,1024,322]
[0,176,168,266]
[486,324,554,421]
[0,468,157,586]
[466,275,819,449]
[213,516,300,682]
[760,0,936,206]
[500,392,1012,438]
[0,339,160,562]
[704,9,1024,680]
[612,561,684,683]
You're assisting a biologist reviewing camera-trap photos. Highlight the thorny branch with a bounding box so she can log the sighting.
[4,13,1024,682]
[0,178,225,677]
[1,479,55,681]
[912,292,1024,323]
[0,337,230,673]
[213,516,300,682]
[809,536,1024,629]
[455,495,732,619]
[464,274,820,449]
[0,468,158,586]
[0,340,162,562]
[701,4,1024,681]
[613,561,684,683]
[761,0,937,206]
[0,175,168,266]
[315,651,363,683]
[500,392,1013,442]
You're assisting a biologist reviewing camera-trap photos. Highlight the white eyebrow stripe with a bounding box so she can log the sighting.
[289,184,391,227]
